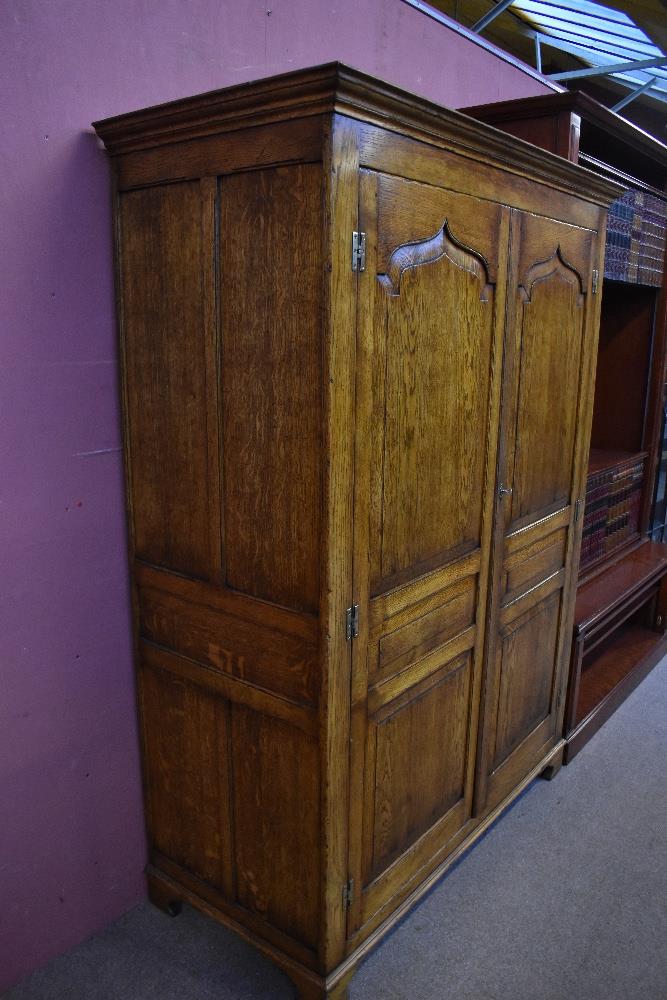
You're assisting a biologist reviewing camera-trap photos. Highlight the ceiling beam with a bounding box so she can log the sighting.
[612,74,658,110]
[549,54,667,80]
[471,0,517,34]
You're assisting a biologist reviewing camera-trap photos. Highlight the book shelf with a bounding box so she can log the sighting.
[581,449,646,573]
[464,91,667,762]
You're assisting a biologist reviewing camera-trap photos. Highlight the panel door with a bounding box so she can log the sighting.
[475,209,601,814]
[347,171,510,934]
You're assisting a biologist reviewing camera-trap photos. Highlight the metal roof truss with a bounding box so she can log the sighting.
[473,0,667,104]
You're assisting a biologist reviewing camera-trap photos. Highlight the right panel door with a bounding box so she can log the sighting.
[476,208,601,814]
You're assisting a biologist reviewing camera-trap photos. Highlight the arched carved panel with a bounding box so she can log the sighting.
[519,245,585,306]
[379,220,493,301]
[374,220,497,593]
[510,244,587,526]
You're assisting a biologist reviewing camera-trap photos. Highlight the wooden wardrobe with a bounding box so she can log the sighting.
[94,64,620,999]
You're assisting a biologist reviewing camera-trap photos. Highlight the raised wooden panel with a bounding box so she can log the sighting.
[116,116,324,190]
[369,655,472,878]
[377,577,476,680]
[139,665,232,894]
[139,585,319,707]
[375,174,501,280]
[220,164,322,614]
[369,549,481,629]
[501,524,567,607]
[231,705,320,948]
[510,249,585,526]
[493,591,561,768]
[120,181,216,580]
[135,563,318,643]
[356,123,604,232]
[373,182,499,594]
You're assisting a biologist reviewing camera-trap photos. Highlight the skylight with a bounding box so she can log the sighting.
[511,0,667,104]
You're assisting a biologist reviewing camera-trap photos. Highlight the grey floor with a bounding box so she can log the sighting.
[5,660,667,1000]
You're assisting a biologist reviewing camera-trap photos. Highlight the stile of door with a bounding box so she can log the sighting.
[346,169,510,936]
[474,209,599,814]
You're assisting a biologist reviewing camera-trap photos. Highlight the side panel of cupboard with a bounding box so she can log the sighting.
[117,164,327,963]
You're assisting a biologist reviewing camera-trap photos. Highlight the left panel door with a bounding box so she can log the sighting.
[346,170,509,935]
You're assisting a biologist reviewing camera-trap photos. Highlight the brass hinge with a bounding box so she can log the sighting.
[592,269,599,294]
[352,231,366,272]
[346,604,359,641]
[575,498,585,523]
[343,878,355,909]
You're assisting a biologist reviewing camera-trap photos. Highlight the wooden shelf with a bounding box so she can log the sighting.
[566,624,667,762]
[564,541,667,762]
[575,541,667,634]
[577,624,664,723]
[587,448,647,476]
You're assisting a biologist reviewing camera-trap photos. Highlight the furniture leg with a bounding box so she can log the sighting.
[286,967,352,1000]
[541,747,564,781]
[147,871,182,917]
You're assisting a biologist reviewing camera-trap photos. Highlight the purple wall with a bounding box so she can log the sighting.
[0,0,554,990]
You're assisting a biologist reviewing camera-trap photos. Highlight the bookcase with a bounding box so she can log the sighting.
[465,91,667,762]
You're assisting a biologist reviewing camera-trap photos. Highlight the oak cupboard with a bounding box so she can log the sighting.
[93,65,621,999]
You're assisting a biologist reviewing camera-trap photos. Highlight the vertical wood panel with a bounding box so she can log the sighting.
[120,182,215,579]
[139,666,234,895]
[493,593,561,767]
[371,657,471,876]
[201,177,224,583]
[219,165,322,614]
[231,705,321,948]
[319,115,360,968]
[511,268,584,524]
[380,260,494,589]
[368,180,501,595]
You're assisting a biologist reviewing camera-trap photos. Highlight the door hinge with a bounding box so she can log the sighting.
[352,231,366,272]
[575,498,585,523]
[346,604,359,641]
[343,878,355,909]
[592,268,599,294]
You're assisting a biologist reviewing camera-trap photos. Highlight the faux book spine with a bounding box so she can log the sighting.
[580,458,645,571]
[605,189,667,287]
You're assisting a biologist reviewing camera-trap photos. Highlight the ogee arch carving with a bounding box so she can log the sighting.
[379,220,493,301]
